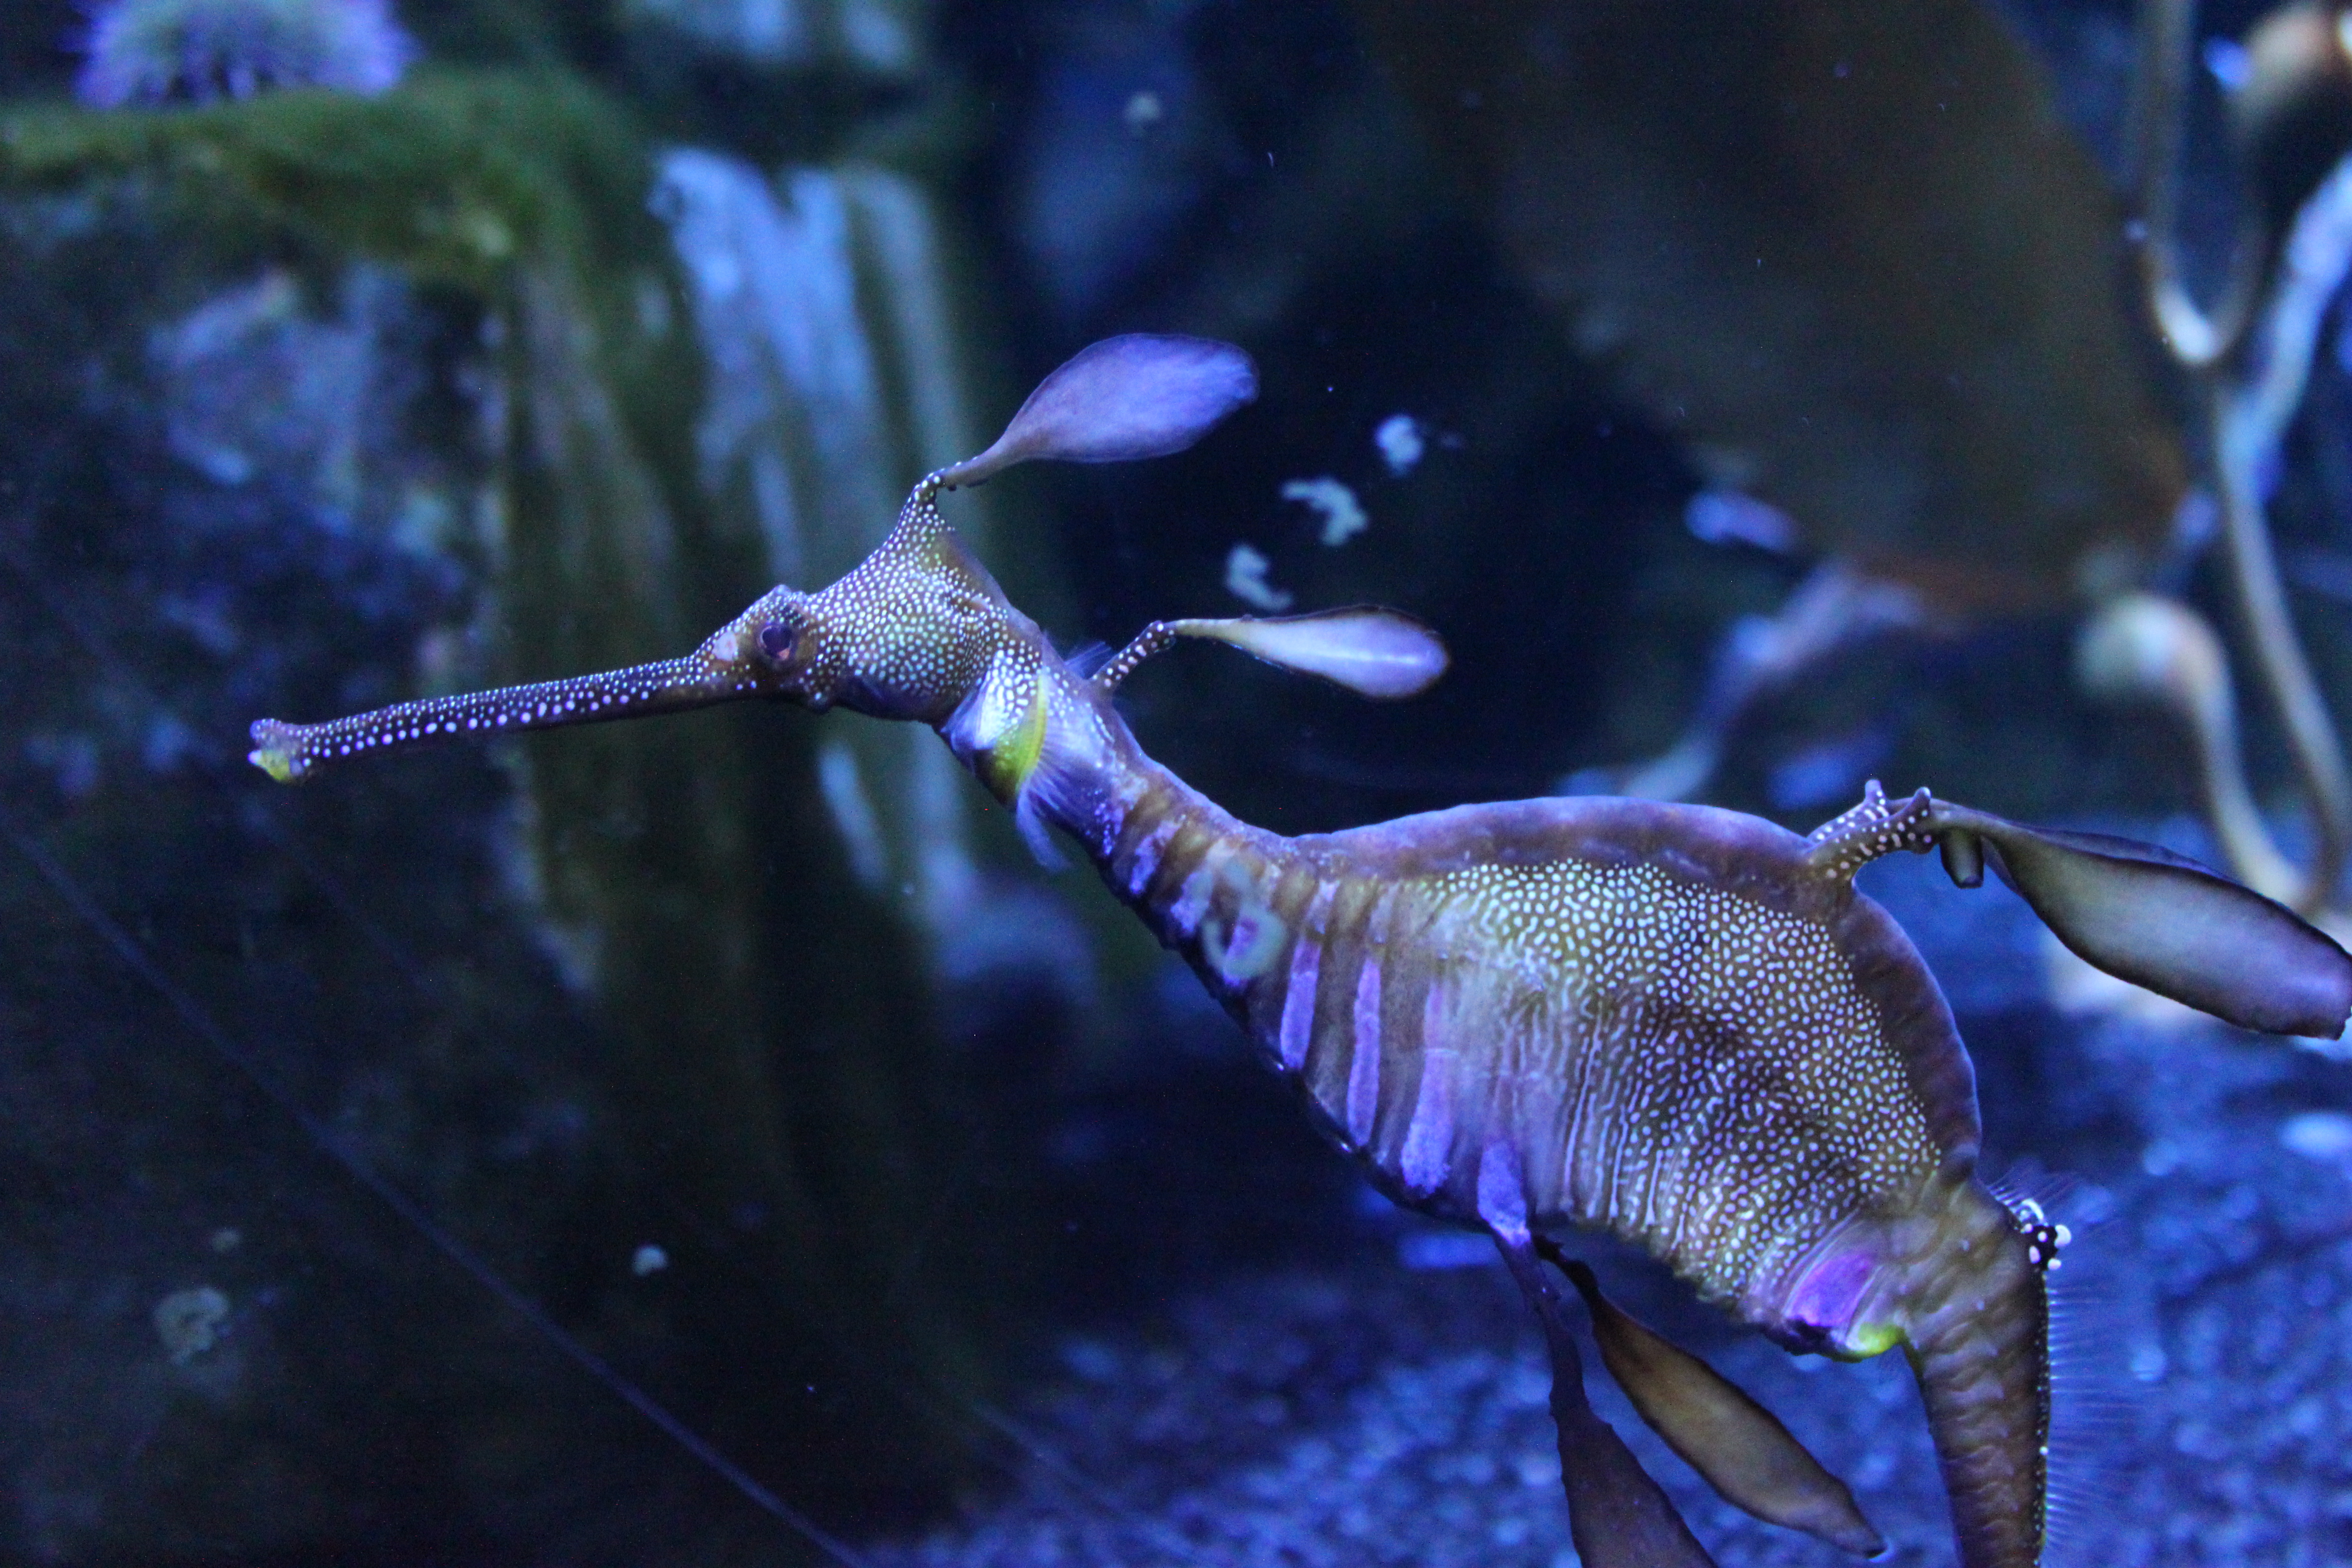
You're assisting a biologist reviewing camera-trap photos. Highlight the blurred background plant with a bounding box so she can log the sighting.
[1354,0,2352,934]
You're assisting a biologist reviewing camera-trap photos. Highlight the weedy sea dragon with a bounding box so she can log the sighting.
[249,337,2352,1568]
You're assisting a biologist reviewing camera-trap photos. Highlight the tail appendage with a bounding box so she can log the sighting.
[1901,1188,2055,1568]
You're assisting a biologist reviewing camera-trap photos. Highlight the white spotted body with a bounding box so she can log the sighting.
[913,572,2017,1361]
[1074,760,1987,1336]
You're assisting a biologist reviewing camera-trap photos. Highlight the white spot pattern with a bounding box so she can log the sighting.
[1416,856,1943,1295]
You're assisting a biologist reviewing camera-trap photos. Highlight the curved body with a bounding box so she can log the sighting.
[924,539,2049,1566]
[253,341,2351,1567]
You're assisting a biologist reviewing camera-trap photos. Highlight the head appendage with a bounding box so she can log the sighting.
[1092,608,1450,699]
[931,334,1261,490]
[248,336,1265,781]
[248,334,1459,788]
[1091,622,1181,692]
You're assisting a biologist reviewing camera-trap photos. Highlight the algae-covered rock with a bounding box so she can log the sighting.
[0,66,1026,1561]
[656,148,977,931]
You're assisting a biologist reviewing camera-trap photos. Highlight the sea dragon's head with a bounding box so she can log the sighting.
[240,484,1009,785]
[248,333,1444,805]
[245,336,1232,781]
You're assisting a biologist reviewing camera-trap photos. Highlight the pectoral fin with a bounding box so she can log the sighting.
[1549,1251,1883,1558]
[1494,1230,1717,1568]
[1931,802,2352,1038]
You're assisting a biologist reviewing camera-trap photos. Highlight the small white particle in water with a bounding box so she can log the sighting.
[632,1243,669,1276]
[154,1285,230,1364]
[1123,90,1164,133]
[2281,1111,2352,1163]
[1686,488,1799,551]
[1398,1231,1496,1272]
[2203,37,2251,91]
[1224,543,1294,610]
[1374,413,1424,475]
[1282,476,1369,546]
[208,1227,242,1254]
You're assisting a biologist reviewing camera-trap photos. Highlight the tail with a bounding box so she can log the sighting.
[1904,1224,2051,1568]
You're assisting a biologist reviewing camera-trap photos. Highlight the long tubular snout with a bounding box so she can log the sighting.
[1904,1224,2050,1568]
[248,652,743,782]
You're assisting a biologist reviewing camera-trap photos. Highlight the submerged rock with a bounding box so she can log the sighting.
[0,69,1034,1562]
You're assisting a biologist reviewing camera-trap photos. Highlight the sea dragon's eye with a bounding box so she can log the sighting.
[757,622,795,661]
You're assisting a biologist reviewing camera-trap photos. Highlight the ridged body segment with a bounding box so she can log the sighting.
[1089,773,1967,1323]
[1887,1177,2052,1568]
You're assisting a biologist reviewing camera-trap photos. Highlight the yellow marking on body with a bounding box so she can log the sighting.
[975,667,1052,799]
[1845,1320,1904,1359]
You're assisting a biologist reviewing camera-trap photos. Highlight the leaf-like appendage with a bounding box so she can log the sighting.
[937,334,1258,489]
[1169,606,1448,699]
[1559,1257,1883,1557]
[1934,802,2352,1038]
[1494,1234,1717,1568]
